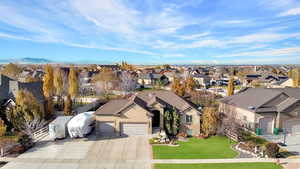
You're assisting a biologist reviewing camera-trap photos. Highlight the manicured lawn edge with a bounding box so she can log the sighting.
[154,163,283,169]
[152,136,239,159]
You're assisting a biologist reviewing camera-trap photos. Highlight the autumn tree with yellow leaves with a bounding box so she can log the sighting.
[171,78,185,96]
[43,65,54,116]
[227,77,235,96]
[201,107,218,136]
[68,67,79,99]
[185,76,196,93]
[7,90,46,136]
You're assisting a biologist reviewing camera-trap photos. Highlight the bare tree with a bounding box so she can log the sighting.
[120,71,137,92]
[22,118,47,137]
[93,68,119,95]
[218,104,241,140]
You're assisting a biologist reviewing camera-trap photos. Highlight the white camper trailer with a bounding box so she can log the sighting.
[67,112,95,138]
[49,116,73,140]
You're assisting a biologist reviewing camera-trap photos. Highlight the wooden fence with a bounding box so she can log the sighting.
[224,129,239,142]
[32,126,48,142]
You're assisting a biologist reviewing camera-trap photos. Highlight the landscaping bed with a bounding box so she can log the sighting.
[152,136,238,159]
[154,163,282,169]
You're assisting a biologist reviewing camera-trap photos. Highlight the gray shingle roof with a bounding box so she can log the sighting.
[95,99,132,115]
[95,90,199,115]
[220,88,300,113]
[0,74,44,103]
[136,90,193,112]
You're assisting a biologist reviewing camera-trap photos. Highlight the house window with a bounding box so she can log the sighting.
[186,115,193,123]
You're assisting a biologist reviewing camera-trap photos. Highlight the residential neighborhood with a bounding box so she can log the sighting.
[1,0,300,169]
[0,62,299,169]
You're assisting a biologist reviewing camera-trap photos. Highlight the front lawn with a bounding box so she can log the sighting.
[155,163,282,169]
[152,136,238,159]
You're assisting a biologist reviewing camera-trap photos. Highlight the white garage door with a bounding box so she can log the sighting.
[259,117,273,134]
[284,120,300,135]
[120,123,148,136]
[99,122,114,136]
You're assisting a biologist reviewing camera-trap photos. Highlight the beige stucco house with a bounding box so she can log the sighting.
[95,90,201,136]
[219,88,300,135]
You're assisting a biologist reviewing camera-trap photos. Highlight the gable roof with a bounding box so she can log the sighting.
[95,90,199,115]
[95,99,132,115]
[0,74,44,102]
[220,88,300,113]
[136,90,194,112]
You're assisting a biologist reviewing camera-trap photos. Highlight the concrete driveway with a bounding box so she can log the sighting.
[1,135,151,169]
[263,134,300,155]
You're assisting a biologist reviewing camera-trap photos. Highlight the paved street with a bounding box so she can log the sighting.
[1,135,152,169]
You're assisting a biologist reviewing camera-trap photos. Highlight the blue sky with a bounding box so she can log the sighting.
[0,0,300,64]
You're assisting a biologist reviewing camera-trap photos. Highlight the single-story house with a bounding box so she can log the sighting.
[193,74,211,88]
[95,90,201,136]
[219,88,300,135]
[137,73,168,87]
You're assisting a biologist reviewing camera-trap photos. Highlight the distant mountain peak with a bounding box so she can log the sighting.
[20,57,52,63]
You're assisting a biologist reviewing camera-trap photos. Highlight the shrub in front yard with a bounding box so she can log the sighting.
[196,134,209,139]
[238,141,256,153]
[265,143,279,158]
[18,133,34,150]
[0,119,7,137]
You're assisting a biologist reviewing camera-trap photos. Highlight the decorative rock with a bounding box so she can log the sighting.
[159,140,165,143]
[160,131,167,137]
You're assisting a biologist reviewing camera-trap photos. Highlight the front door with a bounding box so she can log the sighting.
[152,110,160,128]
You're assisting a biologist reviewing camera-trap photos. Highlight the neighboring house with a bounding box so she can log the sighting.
[0,74,45,112]
[243,74,262,86]
[95,90,201,136]
[193,74,211,88]
[243,74,288,87]
[219,88,300,135]
[271,78,294,88]
[163,71,180,82]
[137,73,168,87]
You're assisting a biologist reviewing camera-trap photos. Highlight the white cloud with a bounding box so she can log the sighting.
[146,6,195,35]
[229,32,300,45]
[220,20,249,24]
[153,32,300,50]
[0,32,33,41]
[259,0,297,9]
[0,3,56,36]
[279,7,300,16]
[214,46,300,58]
[188,39,224,48]
[176,32,210,40]
[71,0,139,35]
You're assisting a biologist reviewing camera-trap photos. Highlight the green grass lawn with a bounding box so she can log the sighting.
[152,136,238,159]
[155,163,282,169]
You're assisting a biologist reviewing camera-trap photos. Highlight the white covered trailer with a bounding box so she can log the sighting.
[67,111,95,138]
[49,116,73,140]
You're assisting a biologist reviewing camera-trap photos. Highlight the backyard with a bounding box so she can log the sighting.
[155,163,282,169]
[152,136,238,159]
